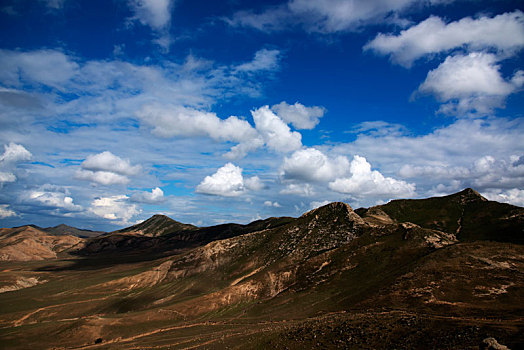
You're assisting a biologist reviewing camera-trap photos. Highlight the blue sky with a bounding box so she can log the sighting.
[0,0,523,231]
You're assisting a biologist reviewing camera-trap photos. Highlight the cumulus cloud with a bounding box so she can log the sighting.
[0,142,32,164]
[281,147,349,182]
[329,155,415,199]
[331,117,524,206]
[228,0,429,33]
[0,204,17,218]
[280,183,315,196]
[252,106,302,153]
[417,52,524,115]
[0,143,32,185]
[76,151,141,185]
[196,163,262,197]
[264,200,281,207]
[137,104,259,142]
[130,187,165,204]
[482,188,524,207]
[90,195,140,225]
[365,11,524,67]
[271,101,325,130]
[25,185,82,212]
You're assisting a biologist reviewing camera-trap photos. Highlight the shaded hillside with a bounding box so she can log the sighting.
[43,224,105,238]
[0,226,84,261]
[78,215,294,256]
[114,214,197,237]
[356,188,524,243]
[0,189,522,349]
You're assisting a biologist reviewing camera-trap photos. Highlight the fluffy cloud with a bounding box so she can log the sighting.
[365,11,524,67]
[0,143,32,185]
[128,0,174,50]
[90,195,140,225]
[0,204,17,218]
[271,101,325,130]
[280,183,315,196]
[137,104,259,142]
[129,0,173,30]
[130,187,165,204]
[417,53,524,115]
[329,155,415,199]
[196,163,262,197]
[281,147,349,182]
[331,117,524,206]
[252,106,302,153]
[264,200,281,207]
[228,0,430,33]
[76,151,141,185]
[0,142,32,164]
[482,189,524,208]
[25,185,82,212]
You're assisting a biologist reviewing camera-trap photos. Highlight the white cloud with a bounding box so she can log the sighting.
[90,195,140,225]
[228,0,427,33]
[264,200,281,207]
[271,101,325,130]
[196,163,262,197]
[0,142,32,164]
[0,204,17,218]
[235,49,281,73]
[76,151,141,185]
[329,155,415,198]
[137,104,259,142]
[26,186,82,212]
[0,143,32,185]
[482,188,524,207]
[81,151,141,176]
[75,170,130,186]
[0,49,78,89]
[280,183,315,196]
[252,106,302,153]
[129,0,173,30]
[331,117,524,206]
[365,11,524,67]
[245,176,264,191]
[131,187,165,204]
[281,147,349,182]
[127,0,174,50]
[417,52,524,115]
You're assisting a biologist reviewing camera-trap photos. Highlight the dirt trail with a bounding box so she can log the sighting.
[13,296,109,327]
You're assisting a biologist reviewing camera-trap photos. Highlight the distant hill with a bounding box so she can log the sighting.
[0,226,84,261]
[43,224,105,238]
[114,214,197,237]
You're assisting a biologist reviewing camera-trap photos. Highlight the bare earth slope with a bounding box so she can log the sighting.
[0,189,522,349]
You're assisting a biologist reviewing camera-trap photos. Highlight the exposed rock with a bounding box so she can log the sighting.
[480,337,509,350]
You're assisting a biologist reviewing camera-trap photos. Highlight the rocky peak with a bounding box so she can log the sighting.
[301,202,365,226]
[454,188,487,203]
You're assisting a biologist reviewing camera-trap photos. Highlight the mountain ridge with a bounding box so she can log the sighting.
[0,188,522,349]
